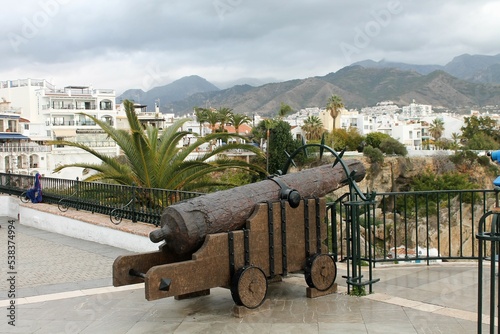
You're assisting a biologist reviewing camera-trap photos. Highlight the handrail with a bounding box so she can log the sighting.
[331,188,499,266]
[0,172,204,226]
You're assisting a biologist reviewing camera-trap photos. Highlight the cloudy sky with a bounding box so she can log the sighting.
[2,0,500,94]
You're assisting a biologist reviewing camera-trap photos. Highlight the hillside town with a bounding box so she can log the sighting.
[0,78,494,180]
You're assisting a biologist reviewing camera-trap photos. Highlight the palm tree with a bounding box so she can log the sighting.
[49,100,265,191]
[302,115,324,140]
[193,107,209,136]
[216,107,233,132]
[451,132,461,152]
[326,95,344,131]
[263,119,277,174]
[205,109,220,134]
[429,118,445,142]
[230,113,251,135]
[278,102,293,119]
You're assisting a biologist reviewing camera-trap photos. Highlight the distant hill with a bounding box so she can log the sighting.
[117,75,219,110]
[115,54,500,117]
[352,53,500,84]
[352,59,442,75]
[445,54,500,83]
[166,66,500,116]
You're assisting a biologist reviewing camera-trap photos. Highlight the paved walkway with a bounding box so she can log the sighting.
[0,216,497,333]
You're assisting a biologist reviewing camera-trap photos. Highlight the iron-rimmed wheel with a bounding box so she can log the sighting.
[231,265,268,309]
[110,208,122,225]
[58,199,69,212]
[304,253,337,291]
[20,191,30,203]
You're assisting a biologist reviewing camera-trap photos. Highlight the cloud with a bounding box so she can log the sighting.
[1,0,499,93]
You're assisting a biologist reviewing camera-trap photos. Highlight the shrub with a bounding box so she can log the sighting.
[363,145,384,164]
[365,132,391,149]
[379,137,408,156]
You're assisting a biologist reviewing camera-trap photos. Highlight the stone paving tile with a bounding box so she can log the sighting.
[1,215,499,333]
[0,219,132,296]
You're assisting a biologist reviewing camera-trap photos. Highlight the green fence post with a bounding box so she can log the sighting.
[132,184,137,223]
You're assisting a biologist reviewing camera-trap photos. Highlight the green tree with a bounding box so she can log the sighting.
[302,115,324,141]
[435,138,454,150]
[205,109,220,134]
[465,132,498,150]
[268,120,295,174]
[428,118,445,142]
[193,107,208,135]
[229,113,251,135]
[451,132,461,151]
[326,127,365,151]
[461,115,500,144]
[216,107,233,132]
[379,137,407,156]
[363,145,384,164]
[278,102,293,119]
[365,132,391,149]
[49,100,265,191]
[252,119,295,174]
[326,95,344,131]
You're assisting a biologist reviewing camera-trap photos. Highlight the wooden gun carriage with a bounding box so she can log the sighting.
[113,159,366,310]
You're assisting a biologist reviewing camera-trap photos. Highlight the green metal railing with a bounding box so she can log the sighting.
[0,172,204,226]
[330,188,499,266]
[3,172,499,264]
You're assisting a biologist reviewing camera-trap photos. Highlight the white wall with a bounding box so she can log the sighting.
[0,195,159,253]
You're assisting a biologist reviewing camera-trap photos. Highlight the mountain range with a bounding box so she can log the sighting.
[117,54,500,117]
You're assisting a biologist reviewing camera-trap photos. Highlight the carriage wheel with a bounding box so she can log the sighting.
[230,265,268,309]
[304,254,337,291]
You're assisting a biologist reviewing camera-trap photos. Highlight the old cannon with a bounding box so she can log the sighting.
[113,158,366,310]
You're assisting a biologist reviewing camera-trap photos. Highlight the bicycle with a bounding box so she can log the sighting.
[110,198,134,225]
[110,207,123,225]
[58,191,78,212]
[19,191,30,203]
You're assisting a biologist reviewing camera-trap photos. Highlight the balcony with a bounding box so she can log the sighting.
[46,120,97,127]
[0,143,50,153]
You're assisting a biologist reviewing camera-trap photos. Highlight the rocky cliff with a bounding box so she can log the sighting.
[335,154,499,260]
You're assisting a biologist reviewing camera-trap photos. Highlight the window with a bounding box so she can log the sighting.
[56,138,65,148]
[100,100,112,110]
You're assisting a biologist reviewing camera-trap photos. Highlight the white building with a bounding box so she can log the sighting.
[0,79,118,179]
[391,120,423,150]
[401,100,433,118]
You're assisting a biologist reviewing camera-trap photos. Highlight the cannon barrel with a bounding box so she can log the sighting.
[150,160,365,255]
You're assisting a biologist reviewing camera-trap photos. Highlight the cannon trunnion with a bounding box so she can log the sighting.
[113,197,336,309]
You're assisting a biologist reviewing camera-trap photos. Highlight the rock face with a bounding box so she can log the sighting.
[337,155,499,260]
[356,155,495,193]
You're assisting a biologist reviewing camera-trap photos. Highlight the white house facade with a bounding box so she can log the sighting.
[0,79,118,179]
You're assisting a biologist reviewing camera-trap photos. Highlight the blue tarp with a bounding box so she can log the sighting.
[26,173,42,203]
